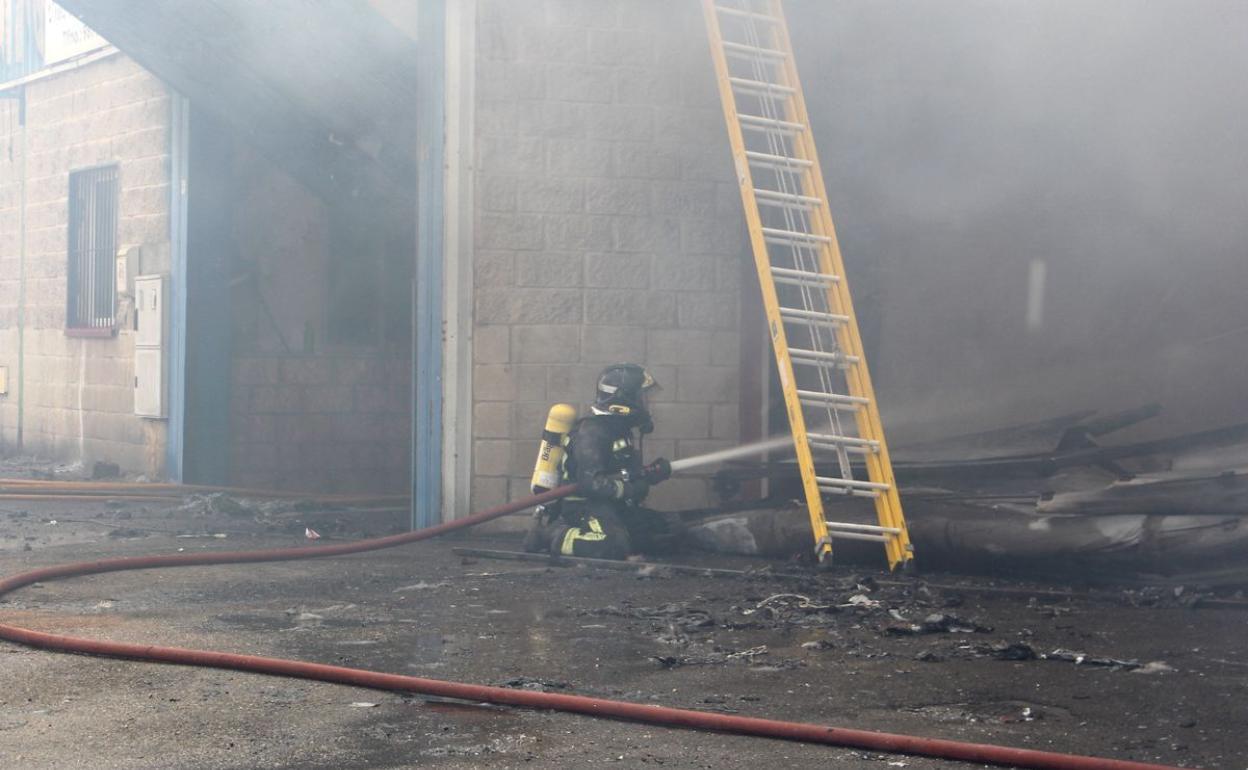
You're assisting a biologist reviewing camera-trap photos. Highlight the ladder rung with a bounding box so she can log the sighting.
[746,151,813,169]
[824,520,901,534]
[722,41,787,59]
[729,76,796,96]
[789,348,849,364]
[791,354,857,370]
[763,227,831,246]
[798,388,868,406]
[715,5,781,24]
[810,440,868,456]
[754,188,821,209]
[738,114,805,133]
[807,433,879,450]
[822,529,887,541]
[779,307,848,325]
[816,475,891,491]
[770,266,839,287]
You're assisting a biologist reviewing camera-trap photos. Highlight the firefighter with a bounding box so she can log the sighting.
[523,363,678,560]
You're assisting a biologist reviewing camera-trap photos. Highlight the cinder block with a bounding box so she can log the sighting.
[674,438,737,466]
[649,253,717,291]
[510,438,539,476]
[477,99,520,137]
[654,104,723,146]
[544,0,619,29]
[518,22,588,63]
[281,358,332,386]
[473,364,516,401]
[475,287,583,325]
[477,21,520,63]
[513,365,550,400]
[650,181,717,220]
[583,289,676,328]
[584,179,650,217]
[477,135,545,177]
[677,365,739,404]
[680,218,746,256]
[711,330,740,366]
[677,291,739,330]
[716,252,745,292]
[711,403,740,441]
[646,476,709,510]
[516,100,588,140]
[471,475,509,511]
[584,252,650,289]
[613,216,679,253]
[646,328,711,365]
[586,27,655,66]
[473,324,511,363]
[613,66,681,105]
[477,213,544,250]
[232,359,278,386]
[477,176,518,212]
[546,139,613,177]
[304,386,353,413]
[581,325,646,363]
[647,401,710,440]
[515,252,583,288]
[478,59,545,101]
[474,401,512,438]
[680,144,734,183]
[614,141,681,179]
[353,385,388,413]
[474,250,515,288]
[543,213,612,251]
[546,364,602,404]
[474,439,513,476]
[545,63,614,103]
[512,401,554,440]
[512,325,582,363]
[582,103,654,142]
[517,177,584,213]
[252,386,303,414]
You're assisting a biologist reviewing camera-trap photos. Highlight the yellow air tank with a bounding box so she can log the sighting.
[531,403,577,494]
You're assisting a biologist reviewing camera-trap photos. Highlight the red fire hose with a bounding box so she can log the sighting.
[0,484,1195,770]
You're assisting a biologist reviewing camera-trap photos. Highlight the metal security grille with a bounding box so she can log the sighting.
[67,165,119,331]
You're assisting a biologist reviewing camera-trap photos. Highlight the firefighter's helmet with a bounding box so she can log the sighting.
[592,363,659,429]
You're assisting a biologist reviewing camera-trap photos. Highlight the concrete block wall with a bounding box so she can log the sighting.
[230,355,410,493]
[0,54,171,474]
[471,0,749,513]
[226,145,412,494]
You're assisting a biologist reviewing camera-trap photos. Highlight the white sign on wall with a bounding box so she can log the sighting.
[43,1,106,65]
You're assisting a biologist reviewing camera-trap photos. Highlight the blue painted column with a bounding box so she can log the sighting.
[166,95,189,481]
[413,0,447,529]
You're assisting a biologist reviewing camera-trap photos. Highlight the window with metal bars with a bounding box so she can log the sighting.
[66,165,119,333]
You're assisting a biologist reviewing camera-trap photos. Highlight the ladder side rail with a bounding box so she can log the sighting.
[702,0,833,557]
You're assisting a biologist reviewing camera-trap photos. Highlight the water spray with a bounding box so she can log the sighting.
[668,435,795,473]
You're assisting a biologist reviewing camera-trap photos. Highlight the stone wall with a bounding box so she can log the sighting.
[470,0,749,513]
[0,53,171,474]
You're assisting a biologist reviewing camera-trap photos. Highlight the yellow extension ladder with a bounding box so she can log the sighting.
[701,0,914,570]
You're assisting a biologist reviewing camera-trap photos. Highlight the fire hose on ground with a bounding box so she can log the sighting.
[0,481,1196,770]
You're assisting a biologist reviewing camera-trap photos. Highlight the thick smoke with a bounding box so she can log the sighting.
[788,0,1248,444]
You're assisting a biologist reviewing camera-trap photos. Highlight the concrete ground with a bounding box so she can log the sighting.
[0,495,1244,770]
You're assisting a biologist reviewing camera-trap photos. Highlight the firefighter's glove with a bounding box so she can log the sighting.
[578,475,649,503]
[641,458,672,485]
[623,479,650,504]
